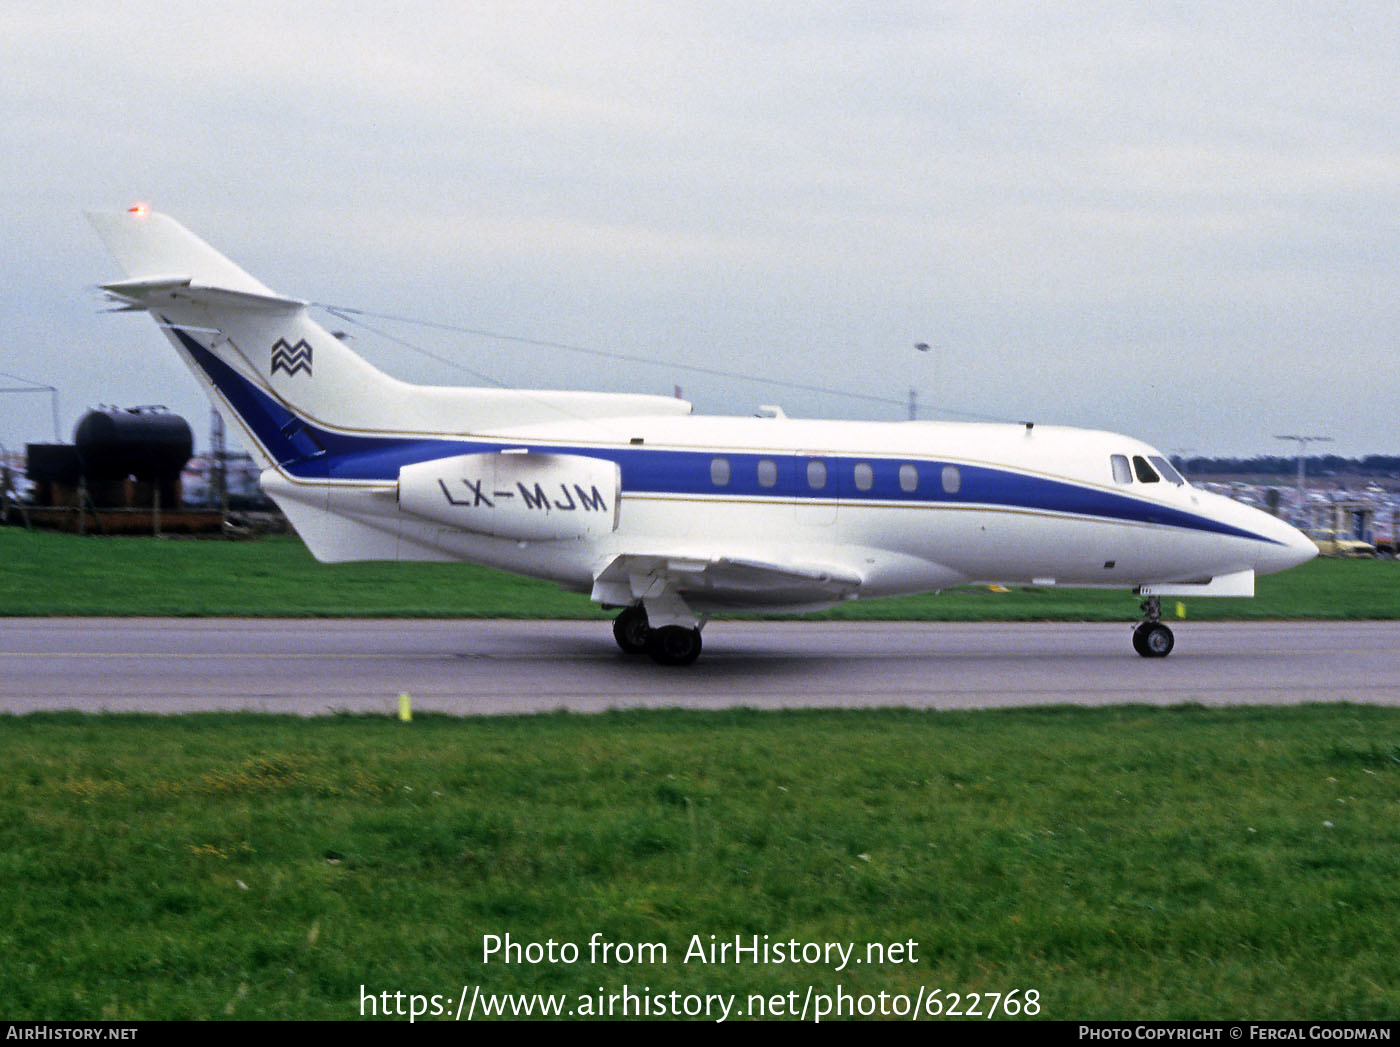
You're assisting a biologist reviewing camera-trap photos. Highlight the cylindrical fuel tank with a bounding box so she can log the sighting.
[74,406,193,485]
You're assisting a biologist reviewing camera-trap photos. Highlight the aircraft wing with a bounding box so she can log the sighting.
[591,551,864,616]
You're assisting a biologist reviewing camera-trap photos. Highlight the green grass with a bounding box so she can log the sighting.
[0,529,600,618]
[3,705,1398,1020]
[2,528,1398,619]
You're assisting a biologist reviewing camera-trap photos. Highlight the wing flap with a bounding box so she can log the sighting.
[592,552,863,611]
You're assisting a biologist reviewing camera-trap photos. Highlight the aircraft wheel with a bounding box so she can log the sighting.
[1132,621,1174,658]
[612,606,650,654]
[646,625,703,666]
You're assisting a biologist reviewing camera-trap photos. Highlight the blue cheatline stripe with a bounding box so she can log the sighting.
[170,326,1282,546]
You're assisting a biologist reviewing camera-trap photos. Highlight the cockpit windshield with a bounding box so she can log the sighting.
[1148,455,1186,485]
[1110,452,1189,487]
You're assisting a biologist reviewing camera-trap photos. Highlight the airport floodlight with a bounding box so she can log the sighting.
[1275,434,1334,496]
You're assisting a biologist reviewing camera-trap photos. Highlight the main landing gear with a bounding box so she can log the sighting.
[612,605,703,666]
[1132,596,1175,658]
[612,605,651,654]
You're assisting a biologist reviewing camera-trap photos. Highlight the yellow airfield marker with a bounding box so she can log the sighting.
[398,692,413,722]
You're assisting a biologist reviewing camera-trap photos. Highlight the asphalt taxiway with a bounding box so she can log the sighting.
[2,618,1397,714]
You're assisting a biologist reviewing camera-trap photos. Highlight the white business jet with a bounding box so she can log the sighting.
[88,207,1316,665]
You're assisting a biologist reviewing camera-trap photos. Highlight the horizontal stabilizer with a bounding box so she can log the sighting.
[99,276,305,313]
[99,274,191,298]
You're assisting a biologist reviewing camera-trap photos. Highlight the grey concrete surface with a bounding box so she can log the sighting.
[2,618,1397,714]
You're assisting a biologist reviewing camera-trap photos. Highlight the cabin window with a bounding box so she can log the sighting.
[806,459,827,489]
[709,456,730,486]
[941,464,961,494]
[898,463,918,493]
[757,458,777,488]
[853,462,874,492]
[1111,455,1132,484]
[1132,455,1161,483]
[1149,456,1186,485]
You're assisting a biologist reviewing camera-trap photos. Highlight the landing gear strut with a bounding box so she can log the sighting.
[612,605,704,666]
[1132,596,1174,658]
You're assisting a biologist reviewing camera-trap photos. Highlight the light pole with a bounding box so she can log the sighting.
[1275,434,1333,503]
[911,343,937,421]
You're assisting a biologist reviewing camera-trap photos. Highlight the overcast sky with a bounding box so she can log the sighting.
[4,2,1398,458]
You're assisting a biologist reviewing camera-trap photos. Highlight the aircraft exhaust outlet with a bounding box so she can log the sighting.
[398,451,621,542]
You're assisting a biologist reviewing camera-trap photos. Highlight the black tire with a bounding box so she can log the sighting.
[1133,622,1174,658]
[646,625,703,666]
[612,606,650,654]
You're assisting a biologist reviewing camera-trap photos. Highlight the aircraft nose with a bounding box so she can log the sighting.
[1256,515,1318,575]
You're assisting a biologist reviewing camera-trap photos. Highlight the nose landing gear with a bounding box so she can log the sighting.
[1132,596,1175,658]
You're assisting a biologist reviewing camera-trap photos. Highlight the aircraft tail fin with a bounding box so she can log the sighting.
[86,206,278,298]
[88,207,698,472]
[86,207,405,471]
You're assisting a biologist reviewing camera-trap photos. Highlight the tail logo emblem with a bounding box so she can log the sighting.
[270,338,313,377]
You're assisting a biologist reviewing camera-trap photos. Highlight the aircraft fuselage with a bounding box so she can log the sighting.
[88,207,1318,664]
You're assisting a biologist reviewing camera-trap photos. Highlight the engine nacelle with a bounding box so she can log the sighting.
[398,451,621,541]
